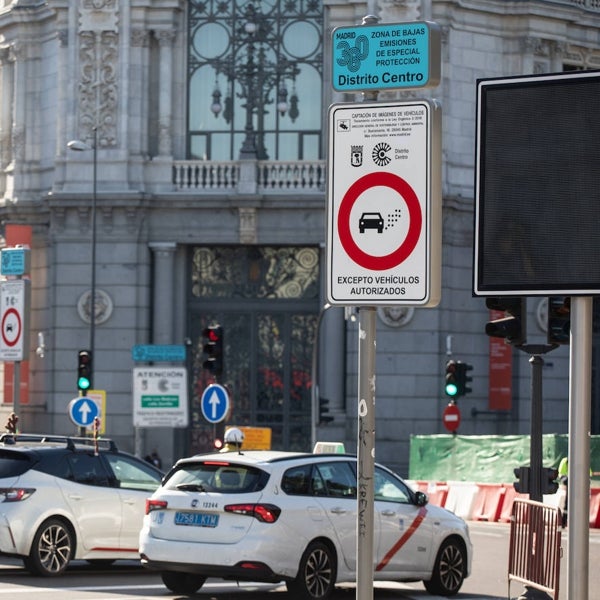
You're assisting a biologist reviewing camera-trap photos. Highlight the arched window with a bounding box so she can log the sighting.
[187,1,323,161]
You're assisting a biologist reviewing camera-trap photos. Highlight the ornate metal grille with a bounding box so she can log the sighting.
[187,0,323,161]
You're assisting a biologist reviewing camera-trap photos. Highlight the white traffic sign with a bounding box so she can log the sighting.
[0,279,30,361]
[201,384,230,424]
[132,367,189,428]
[68,396,100,428]
[326,101,441,306]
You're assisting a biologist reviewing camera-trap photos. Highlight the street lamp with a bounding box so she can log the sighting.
[208,1,300,159]
[67,126,97,387]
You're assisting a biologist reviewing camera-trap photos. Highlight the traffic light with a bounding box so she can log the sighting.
[542,467,559,495]
[445,360,459,398]
[513,466,530,494]
[547,296,570,345]
[485,297,527,346]
[319,397,334,424]
[77,350,93,392]
[202,325,224,376]
[456,362,473,396]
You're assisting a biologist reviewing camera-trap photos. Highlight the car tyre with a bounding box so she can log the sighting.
[24,518,74,576]
[286,540,336,600]
[161,571,206,594]
[423,537,466,596]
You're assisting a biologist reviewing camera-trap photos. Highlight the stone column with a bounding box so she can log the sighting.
[149,242,176,344]
[156,31,175,157]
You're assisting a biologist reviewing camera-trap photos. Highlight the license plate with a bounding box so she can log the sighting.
[174,511,219,528]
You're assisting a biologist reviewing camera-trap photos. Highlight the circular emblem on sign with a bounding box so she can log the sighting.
[372,142,392,167]
[337,171,423,270]
[1,307,21,347]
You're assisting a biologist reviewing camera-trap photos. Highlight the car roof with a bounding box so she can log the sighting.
[176,450,357,468]
[0,433,119,453]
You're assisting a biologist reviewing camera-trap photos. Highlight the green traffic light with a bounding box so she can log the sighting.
[445,382,458,397]
[78,376,91,391]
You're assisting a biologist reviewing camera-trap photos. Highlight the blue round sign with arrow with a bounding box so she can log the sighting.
[200,384,230,424]
[69,396,100,428]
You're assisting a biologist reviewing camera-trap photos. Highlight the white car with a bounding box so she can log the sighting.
[139,450,472,599]
[0,433,163,575]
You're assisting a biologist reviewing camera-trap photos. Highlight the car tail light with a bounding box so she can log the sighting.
[0,488,35,502]
[224,503,281,523]
[145,498,168,514]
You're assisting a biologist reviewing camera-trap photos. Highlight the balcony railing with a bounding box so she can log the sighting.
[172,160,326,193]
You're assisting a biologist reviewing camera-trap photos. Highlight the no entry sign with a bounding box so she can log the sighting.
[443,403,461,432]
[326,101,441,306]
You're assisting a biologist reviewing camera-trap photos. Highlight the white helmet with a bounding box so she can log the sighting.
[224,427,244,445]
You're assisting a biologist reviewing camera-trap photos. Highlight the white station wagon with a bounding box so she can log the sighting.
[139,450,472,599]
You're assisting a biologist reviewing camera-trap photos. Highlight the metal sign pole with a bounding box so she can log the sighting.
[356,307,376,600]
[567,296,592,600]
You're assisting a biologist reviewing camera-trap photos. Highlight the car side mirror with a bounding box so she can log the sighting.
[414,491,428,507]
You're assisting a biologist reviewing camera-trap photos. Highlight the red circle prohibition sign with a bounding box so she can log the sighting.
[337,172,422,271]
[1,307,21,347]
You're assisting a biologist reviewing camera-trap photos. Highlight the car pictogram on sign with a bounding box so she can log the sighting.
[359,212,384,233]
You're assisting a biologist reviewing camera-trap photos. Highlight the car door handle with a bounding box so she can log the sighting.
[68,494,83,501]
[381,510,396,516]
[330,507,347,514]
[122,498,137,505]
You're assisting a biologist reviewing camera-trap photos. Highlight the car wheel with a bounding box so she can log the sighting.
[24,518,74,576]
[160,571,206,594]
[286,540,336,600]
[423,537,466,596]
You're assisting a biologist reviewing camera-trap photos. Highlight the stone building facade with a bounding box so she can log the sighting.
[0,0,599,473]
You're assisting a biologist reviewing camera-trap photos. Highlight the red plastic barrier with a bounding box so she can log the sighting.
[471,483,506,522]
[590,488,600,528]
[499,485,528,523]
[426,484,449,507]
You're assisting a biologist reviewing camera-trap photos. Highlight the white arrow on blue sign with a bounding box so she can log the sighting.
[69,397,100,428]
[200,384,230,424]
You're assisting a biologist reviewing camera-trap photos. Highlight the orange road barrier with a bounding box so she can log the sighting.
[508,499,562,600]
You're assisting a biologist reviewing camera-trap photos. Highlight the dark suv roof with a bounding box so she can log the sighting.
[0,433,132,480]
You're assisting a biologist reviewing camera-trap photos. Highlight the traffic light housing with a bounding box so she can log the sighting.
[456,362,473,396]
[513,466,530,494]
[319,397,334,424]
[445,360,459,398]
[547,296,570,345]
[542,467,559,495]
[77,350,93,392]
[202,325,224,376]
[485,297,527,346]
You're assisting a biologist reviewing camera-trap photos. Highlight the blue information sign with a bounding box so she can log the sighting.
[132,344,186,362]
[0,247,30,276]
[200,384,230,424]
[68,397,100,428]
[332,21,440,92]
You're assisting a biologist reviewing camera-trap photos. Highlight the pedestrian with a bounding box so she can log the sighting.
[220,427,244,453]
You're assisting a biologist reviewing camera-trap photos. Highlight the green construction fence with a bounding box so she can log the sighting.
[409,434,600,484]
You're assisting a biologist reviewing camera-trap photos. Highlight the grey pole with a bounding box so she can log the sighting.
[356,307,376,600]
[567,296,592,600]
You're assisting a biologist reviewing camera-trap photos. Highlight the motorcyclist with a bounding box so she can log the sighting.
[220,427,244,453]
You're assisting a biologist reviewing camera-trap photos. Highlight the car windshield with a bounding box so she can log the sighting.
[164,461,269,493]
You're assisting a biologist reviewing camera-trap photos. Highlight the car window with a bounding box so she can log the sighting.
[374,467,411,503]
[281,464,311,495]
[103,453,162,492]
[314,461,356,499]
[67,453,111,487]
[0,450,33,477]
[163,461,268,493]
